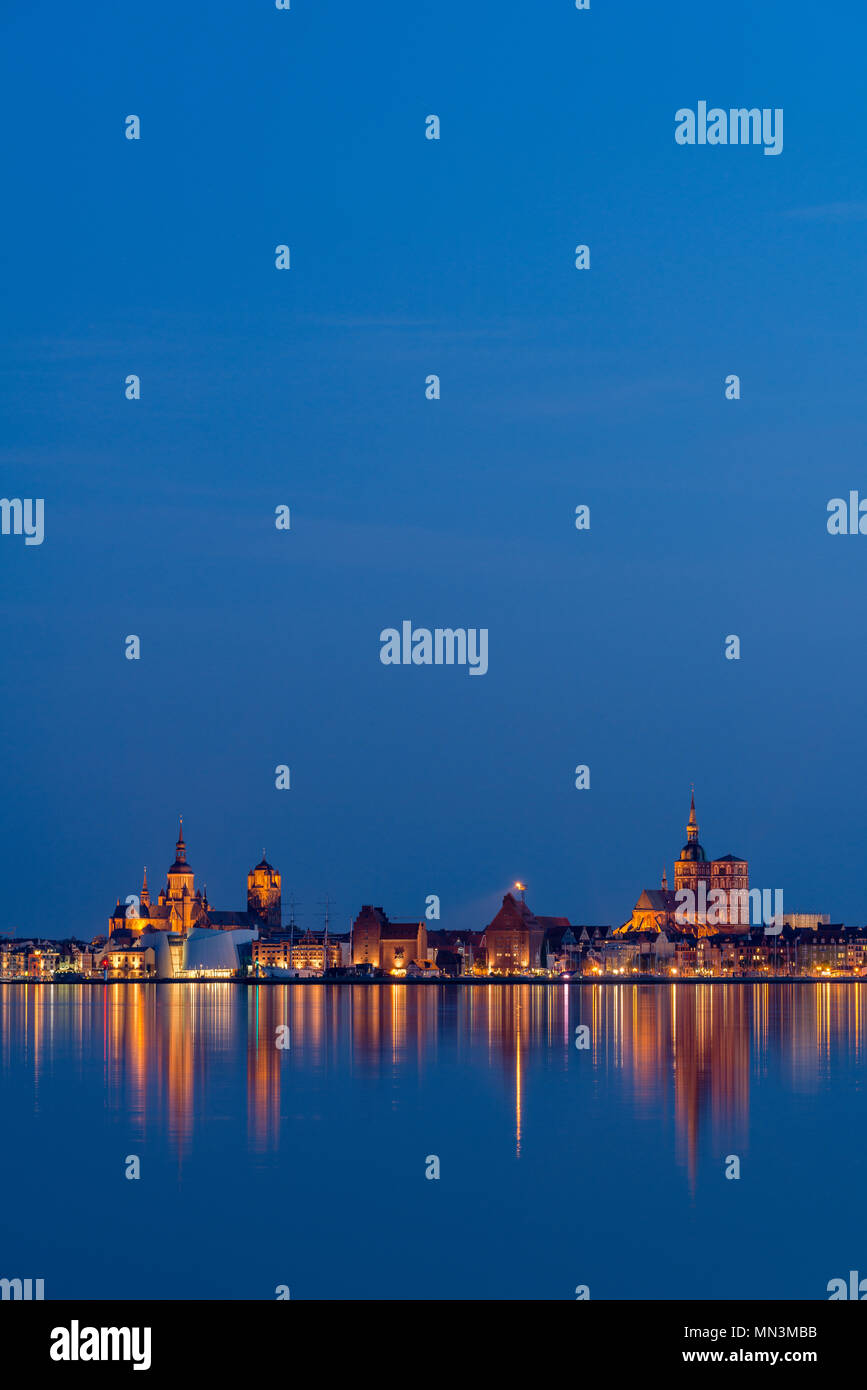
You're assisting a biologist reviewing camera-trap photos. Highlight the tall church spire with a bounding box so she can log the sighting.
[687,786,699,844]
[167,816,194,924]
[168,817,192,874]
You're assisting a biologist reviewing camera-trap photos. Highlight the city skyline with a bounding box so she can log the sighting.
[2,0,866,1334]
[0,787,841,943]
[4,789,861,983]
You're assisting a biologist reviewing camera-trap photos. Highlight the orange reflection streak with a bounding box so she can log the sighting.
[3,981,866,1184]
[514,990,523,1158]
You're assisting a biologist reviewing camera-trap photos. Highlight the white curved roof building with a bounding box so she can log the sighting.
[182,926,258,974]
[137,926,257,977]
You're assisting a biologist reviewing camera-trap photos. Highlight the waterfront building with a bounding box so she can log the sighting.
[788,924,867,975]
[26,945,57,978]
[290,930,342,972]
[181,926,257,977]
[252,939,291,970]
[1,943,30,977]
[593,924,867,978]
[103,943,156,978]
[480,893,585,973]
[351,906,428,974]
[137,931,186,978]
[481,893,543,972]
[251,932,343,972]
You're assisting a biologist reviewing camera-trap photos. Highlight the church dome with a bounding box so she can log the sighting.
[679,842,706,862]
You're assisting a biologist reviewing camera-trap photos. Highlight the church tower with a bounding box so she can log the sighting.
[166,818,196,930]
[247,853,282,929]
[673,789,711,898]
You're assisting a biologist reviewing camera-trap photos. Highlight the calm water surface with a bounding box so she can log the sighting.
[1,982,865,1300]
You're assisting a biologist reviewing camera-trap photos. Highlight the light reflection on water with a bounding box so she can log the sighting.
[1,982,864,1299]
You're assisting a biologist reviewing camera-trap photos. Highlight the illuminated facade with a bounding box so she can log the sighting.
[24,946,59,978]
[481,893,572,973]
[251,933,343,972]
[483,893,543,972]
[290,931,342,971]
[247,855,282,928]
[673,791,748,921]
[619,791,750,936]
[108,822,280,939]
[351,906,428,974]
[182,926,257,976]
[103,943,156,978]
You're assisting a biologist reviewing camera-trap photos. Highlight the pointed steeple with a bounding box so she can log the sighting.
[168,816,193,879]
[687,786,699,844]
[141,866,150,909]
[661,864,668,890]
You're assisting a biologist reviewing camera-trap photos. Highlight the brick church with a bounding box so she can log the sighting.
[617,791,749,937]
[109,820,282,937]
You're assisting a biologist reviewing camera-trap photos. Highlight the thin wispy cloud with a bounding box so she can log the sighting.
[784,201,867,222]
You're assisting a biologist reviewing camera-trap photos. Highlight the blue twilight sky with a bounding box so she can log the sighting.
[1,0,866,939]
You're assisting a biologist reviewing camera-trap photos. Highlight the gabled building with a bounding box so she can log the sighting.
[351,906,428,974]
[481,892,544,972]
[479,896,603,974]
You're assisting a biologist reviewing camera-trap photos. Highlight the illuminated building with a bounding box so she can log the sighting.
[250,932,343,973]
[247,855,282,928]
[481,893,571,973]
[482,893,542,972]
[103,943,156,978]
[252,939,292,970]
[619,790,750,937]
[289,931,342,971]
[674,790,748,928]
[182,926,257,975]
[108,821,281,939]
[351,906,428,974]
[25,946,58,978]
